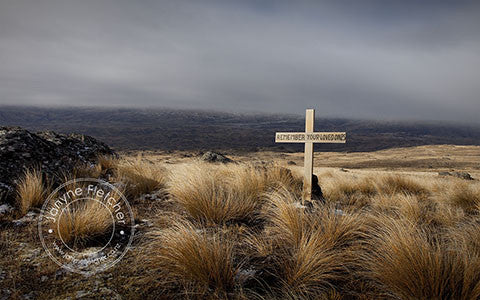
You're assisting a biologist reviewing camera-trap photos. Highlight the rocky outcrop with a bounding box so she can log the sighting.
[0,127,114,204]
[438,171,474,180]
[201,151,233,163]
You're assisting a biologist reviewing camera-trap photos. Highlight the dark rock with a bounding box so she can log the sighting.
[21,291,36,300]
[201,151,233,163]
[438,171,474,180]
[452,171,474,180]
[311,174,325,203]
[0,126,115,204]
[287,161,296,165]
[0,204,13,215]
[13,211,37,226]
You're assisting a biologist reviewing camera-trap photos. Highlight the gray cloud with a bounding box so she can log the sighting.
[0,0,479,122]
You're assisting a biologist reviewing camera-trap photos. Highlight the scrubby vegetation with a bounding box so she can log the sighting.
[15,168,51,215]
[55,198,115,248]
[3,154,480,299]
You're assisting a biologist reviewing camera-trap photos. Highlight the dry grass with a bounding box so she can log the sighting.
[71,163,103,179]
[168,162,302,225]
[139,220,238,296]
[33,176,126,248]
[322,173,428,209]
[377,174,428,196]
[70,155,118,179]
[46,181,126,247]
[446,182,480,213]
[168,164,260,225]
[114,158,167,199]
[97,154,119,171]
[70,155,167,200]
[264,188,306,247]
[15,168,50,215]
[9,152,480,299]
[262,188,367,297]
[55,199,113,247]
[322,176,376,207]
[162,163,480,298]
[363,217,480,300]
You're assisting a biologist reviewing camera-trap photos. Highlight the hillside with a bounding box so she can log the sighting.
[1,106,480,152]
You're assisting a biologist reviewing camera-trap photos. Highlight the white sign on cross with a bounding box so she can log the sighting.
[275,108,346,201]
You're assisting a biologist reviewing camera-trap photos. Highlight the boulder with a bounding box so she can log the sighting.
[0,126,115,204]
[438,171,474,180]
[201,151,233,163]
[452,171,474,180]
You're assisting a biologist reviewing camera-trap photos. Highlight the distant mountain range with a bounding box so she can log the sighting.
[1,106,479,152]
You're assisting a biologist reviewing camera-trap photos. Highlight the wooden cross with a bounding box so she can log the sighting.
[275,109,346,201]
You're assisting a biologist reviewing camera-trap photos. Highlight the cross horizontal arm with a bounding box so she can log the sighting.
[275,132,346,143]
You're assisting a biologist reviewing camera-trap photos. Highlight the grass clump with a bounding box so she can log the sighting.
[139,221,238,296]
[377,174,428,196]
[322,173,429,209]
[263,188,366,298]
[168,162,302,225]
[168,164,260,225]
[96,154,119,171]
[446,182,480,213]
[323,176,376,207]
[364,217,480,300]
[16,168,50,215]
[56,199,113,247]
[71,154,119,179]
[115,158,167,199]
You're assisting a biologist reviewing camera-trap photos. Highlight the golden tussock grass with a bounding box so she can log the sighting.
[15,168,50,215]
[139,220,237,296]
[40,179,125,248]
[445,182,480,213]
[449,221,480,256]
[50,183,125,247]
[114,158,167,199]
[363,217,480,300]
[96,154,119,171]
[11,154,480,299]
[322,176,376,207]
[70,155,118,179]
[376,174,428,196]
[265,189,306,248]
[370,193,434,226]
[159,163,480,298]
[263,188,367,297]
[321,173,429,209]
[168,162,302,225]
[430,202,466,227]
[55,199,113,247]
[71,155,166,200]
[71,163,103,179]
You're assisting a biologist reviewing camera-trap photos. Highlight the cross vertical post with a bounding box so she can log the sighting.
[303,109,314,201]
[274,108,346,204]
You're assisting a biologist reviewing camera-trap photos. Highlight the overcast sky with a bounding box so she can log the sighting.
[0,0,479,122]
